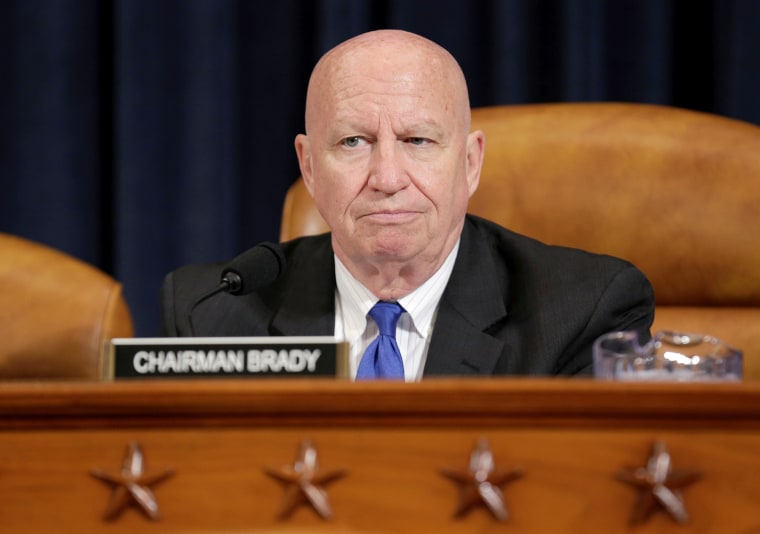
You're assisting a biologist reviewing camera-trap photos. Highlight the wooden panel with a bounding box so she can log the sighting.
[1,379,759,532]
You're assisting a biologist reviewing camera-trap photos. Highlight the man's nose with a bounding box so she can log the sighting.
[367,140,408,193]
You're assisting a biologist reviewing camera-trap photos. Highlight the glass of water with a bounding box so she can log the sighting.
[593,329,742,382]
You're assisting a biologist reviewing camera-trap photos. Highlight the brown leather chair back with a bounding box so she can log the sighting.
[0,233,134,380]
[280,103,760,378]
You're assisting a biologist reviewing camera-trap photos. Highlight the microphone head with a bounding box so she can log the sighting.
[220,242,286,295]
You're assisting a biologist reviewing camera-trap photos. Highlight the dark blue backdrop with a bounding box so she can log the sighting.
[2,0,759,336]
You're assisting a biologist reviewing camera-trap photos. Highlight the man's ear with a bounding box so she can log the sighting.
[294,133,315,196]
[465,130,485,197]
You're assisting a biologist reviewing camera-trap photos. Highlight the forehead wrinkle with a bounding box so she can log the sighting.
[318,85,445,145]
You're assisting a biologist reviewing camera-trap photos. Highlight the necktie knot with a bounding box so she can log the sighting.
[369,301,403,337]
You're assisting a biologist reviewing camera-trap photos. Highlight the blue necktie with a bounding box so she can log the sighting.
[356,301,405,380]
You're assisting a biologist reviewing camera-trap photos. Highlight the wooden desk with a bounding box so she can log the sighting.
[1,379,759,532]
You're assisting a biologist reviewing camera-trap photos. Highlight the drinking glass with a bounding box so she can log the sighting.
[593,329,742,381]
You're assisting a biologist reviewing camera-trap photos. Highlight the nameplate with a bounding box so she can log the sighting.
[105,337,349,380]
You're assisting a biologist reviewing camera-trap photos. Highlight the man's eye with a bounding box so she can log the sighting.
[342,136,362,148]
[407,137,429,146]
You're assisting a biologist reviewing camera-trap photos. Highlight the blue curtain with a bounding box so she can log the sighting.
[2,0,759,336]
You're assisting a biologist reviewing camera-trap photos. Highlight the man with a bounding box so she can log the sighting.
[161,29,654,380]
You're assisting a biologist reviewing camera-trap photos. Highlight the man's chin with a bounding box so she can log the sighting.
[363,235,425,263]
[335,224,430,262]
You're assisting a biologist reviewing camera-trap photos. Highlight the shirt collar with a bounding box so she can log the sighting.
[335,240,460,342]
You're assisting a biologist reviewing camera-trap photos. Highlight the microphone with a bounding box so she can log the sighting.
[219,242,286,296]
[185,242,286,336]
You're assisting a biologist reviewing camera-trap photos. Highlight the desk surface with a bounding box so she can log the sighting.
[1,379,759,532]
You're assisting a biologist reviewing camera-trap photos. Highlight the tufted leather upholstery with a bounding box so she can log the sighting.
[0,233,134,380]
[280,103,760,379]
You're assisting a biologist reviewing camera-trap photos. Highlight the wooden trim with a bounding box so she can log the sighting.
[2,378,759,429]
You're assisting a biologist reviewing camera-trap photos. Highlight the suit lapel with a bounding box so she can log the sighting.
[423,219,510,376]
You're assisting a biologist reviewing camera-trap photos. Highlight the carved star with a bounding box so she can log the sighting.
[264,439,348,519]
[616,440,703,525]
[439,438,524,521]
[90,441,175,521]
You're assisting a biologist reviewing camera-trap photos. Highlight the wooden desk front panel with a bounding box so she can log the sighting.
[1,379,759,533]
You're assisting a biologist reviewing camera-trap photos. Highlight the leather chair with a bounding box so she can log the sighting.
[280,102,760,379]
[0,233,134,380]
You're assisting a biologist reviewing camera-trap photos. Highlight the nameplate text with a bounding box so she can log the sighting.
[105,337,348,380]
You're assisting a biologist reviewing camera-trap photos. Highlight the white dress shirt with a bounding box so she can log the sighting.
[333,241,460,381]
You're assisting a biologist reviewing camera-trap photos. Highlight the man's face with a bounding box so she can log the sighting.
[296,43,483,273]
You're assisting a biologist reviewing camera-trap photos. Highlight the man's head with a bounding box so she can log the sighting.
[295,30,484,299]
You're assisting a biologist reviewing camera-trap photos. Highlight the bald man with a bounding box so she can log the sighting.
[161,30,654,380]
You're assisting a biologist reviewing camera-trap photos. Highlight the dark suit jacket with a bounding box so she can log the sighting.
[161,215,654,376]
